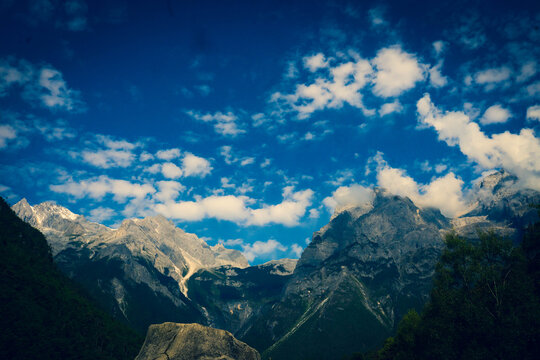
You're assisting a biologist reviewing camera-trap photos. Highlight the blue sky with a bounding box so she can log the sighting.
[1,0,539,264]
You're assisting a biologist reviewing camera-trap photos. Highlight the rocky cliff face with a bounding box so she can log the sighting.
[11,170,539,358]
[241,190,450,359]
[240,172,540,359]
[188,259,297,335]
[135,322,260,360]
[453,170,540,240]
[12,199,248,333]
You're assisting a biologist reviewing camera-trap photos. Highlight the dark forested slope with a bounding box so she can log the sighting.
[0,197,142,360]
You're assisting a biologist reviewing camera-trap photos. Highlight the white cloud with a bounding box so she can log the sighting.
[153,187,313,226]
[248,187,314,226]
[432,40,445,56]
[0,57,84,112]
[323,184,375,213]
[371,46,425,97]
[251,112,270,127]
[526,105,540,122]
[271,54,374,119]
[303,53,329,72]
[480,104,512,125]
[33,119,76,141]
[219,145,254,167]
[161,162,183,179]
[516,61,537,83]
[50,176,156,202]
[182,153,212,177]
[201,195,251,222]
[376,163,468,217]
[81,149,134,168]
[156,148,181,160]
[88,207,115,223]
[417,94,540,191]
[368,7,386,27]
[435,164,448,173]
[220,238,244,247]
[428,62,448,88]
[379,100,403,116]
[290,243,303,258]
[242,239,287,262]
[155,180,185,202]
[76,135,137,168]
[240,157,255,166]
[472,66,512,90]
[186,110,245,137]
[140,152,154,162]
[260,158,272,168]
[308,208,320,219]
[0,125,17,149]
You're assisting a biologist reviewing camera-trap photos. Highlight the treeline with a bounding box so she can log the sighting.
[353,212,540,360]
[0,197,142,360]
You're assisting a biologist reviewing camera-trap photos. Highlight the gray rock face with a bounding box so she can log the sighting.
[241,171,540,359]
[135,322,261,360]
[289,189,449,318]
[11,200,249,333]
[188,259,297,336]
[454,170,540,240]
[241,190,450,359]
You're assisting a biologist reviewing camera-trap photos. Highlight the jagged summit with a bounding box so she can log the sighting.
[11,199,249,331]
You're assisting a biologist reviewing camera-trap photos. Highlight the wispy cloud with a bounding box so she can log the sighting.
[186,110,245,137]
[0,57,85,112]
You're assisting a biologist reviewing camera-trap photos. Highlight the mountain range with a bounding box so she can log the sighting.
[11,170,540,359]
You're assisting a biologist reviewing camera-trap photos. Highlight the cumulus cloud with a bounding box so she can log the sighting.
[480,104,512,125]
[417,94,540,191]
[271,53,374,119]
[323,184,375,213]
[0,57,84,112]
[155,181,185,202]
[242,239,287,262]
[161,162,183,179]
[74,135,137,168]
[371,46,425,97]
[303,53,329,72]
[249,187,314,226]
[80,148,134,168]
[186,110,245,137]
[526,105,540,122]
[471,66,512,91]
[182,153,212,177]
[156,148,181,160]
[50,176,156,202]
[154,187,313,226]
[379,100,403,116]
[428,62,448,88]
[290,243,303,258]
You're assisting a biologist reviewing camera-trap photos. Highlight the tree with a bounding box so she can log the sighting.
[368,229,540,360]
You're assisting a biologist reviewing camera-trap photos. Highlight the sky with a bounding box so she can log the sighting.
[1,0,539,264]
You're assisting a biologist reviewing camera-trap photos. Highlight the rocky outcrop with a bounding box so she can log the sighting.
[135,322,260,360]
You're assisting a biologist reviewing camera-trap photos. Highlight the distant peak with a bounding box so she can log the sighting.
[479,169,517,191]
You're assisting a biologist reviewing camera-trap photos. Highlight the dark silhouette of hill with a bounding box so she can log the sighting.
[0,197,142,360]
